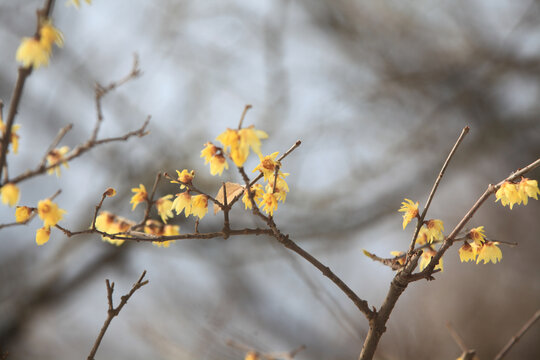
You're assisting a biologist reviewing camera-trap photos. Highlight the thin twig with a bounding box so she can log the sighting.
[131,172,161,230]
[494,309,540,360]
[237,104,252,129]
[37,124,73,169]
[446,322,468,352]
[221,182,231,237]
[407,126,469,256]
[87,270,149,360]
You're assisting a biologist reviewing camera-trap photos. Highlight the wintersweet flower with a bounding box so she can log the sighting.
[16,19,63,69]
[0,117,20,154]
[172,192,192,217]
[458,242,476,263]
[46,146,70,177]
[242,184,264,210]
[15,206,33,223]
[266,175,290,202]
[104,188,116,197]
[36,226,51,246]
[390,251,406,266]
[130,184,147,211]
[201,142,218,164]
[415,226,428,245]
[155,195,174,223]
[425,219,444,243]
[398,199,419,229]
[495,181,521,209]
[191,194,208,219]
[171,169,195,189]
[216,126,268,167]
[67,0,92,8]
[37,198,66,227]
[238,126,268,156]
[419,248,443,272]
[476,241,502,264]
[253,152,280,180]
[518,177,540,205]
[95,212,128,246]
[261,192,278,216]
[468,226,486,246]
[1,183,20,207]
[154,224,180,248]
[245,351,259,360]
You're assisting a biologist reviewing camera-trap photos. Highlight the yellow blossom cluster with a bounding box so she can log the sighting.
[130,184,148,211]
[36,198,67,245]
[1,183,20,207]
[495,178,540,209]
[398,198,418,229]
[215,126,268,167]
[143,219,180,247]
[200,142,229,176]
[95,211,135,246]
[458,226,502,264]
[16,19,63,69]
[166,169,209,219]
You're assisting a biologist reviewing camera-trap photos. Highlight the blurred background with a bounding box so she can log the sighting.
[1,0,539,359]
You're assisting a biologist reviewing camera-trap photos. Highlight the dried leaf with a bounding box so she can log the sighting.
[214,182,245,214]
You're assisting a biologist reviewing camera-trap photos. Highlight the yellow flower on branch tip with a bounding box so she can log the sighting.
[216,126,268,167]
[130,184,147,211]
[171,169,195,189]
[398,198,419,229]
[518,177,540,205]
[172,192,192,217]
[239,125,268,156]
[200,142,218,164]
[458,242,476,263]
[36,226,51,245]
[495,181,521,209]
[242,184,263,210]
[1,183,20,207]
[156,195,174,223]
[419,248,443,272]
[46,146,70,177]
[425,219,444,243]
[261,192,278,216]
[191,194,208,219]
[37,198,66,227]
[104,188,116,197]
[253,152,280,180]
[468,226,486,246]
[476,241,502,264]
[15,206,33,223]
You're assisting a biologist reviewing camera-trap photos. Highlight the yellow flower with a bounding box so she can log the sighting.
[468,226,486,246]
[415,226,428,245]
[201,142,218,164]
[95,211,128,246]
[104,187,116,197]
[216,126,268,167]
[242,184,264,210]
[130,184,147,211]
[398,198,419,230]
[46,146,70,177]
[16,37,49,69]
[156,195,174,223]
[171,169,195,189]
[425,219,444,243]
[36,226,51,245]
[1,183,20,207]
[261,192,278,216]
[253,152,280,180]
[191,194,208,219]
[15,20,63,69]
[495,181,521,209]
[265,174,289,203]
[154,224,180,248]
[15,206,33,223]
[172,192,192,217]
[37,198,66,227]
[476,241,502,264]
[0,117,20,154]
[458,242,476,263]
[67,0,92,8]
[419,248,443,272]
[144,219,163,236]
[201,142,229,176]
[518,177,540,205]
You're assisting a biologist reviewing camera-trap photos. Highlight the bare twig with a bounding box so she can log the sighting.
[446,322,468,352]
[237,104,252,129]
[494,309,540,360]
[37,124,73,169]
[131,172,161,231]
[407,126,469,256]
[87,270,149,360]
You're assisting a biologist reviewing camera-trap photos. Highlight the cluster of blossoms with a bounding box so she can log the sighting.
[495,177,540,209]
[458,226,502,264]
[14,199,66,245]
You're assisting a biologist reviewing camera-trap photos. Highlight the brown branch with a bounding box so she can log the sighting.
[221,182,231,237]
[237,104,252,129]
[494,309,540,360]
[407,126,469,256]
[87,270,149,360]
[446,322,468,352]
[37,124,73,169]
[131,172,161,231]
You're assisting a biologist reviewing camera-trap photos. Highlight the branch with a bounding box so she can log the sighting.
[87,270,149,360]
[494,309,540,360]
[407,126,469,256]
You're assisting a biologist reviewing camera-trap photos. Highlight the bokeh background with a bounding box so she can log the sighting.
[1,1,540,359]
